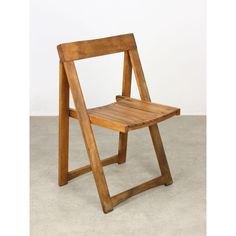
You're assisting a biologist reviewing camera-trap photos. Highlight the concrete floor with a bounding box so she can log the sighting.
[30,116,206,236]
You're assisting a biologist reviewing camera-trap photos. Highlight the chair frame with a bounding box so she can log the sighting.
[57,33,178,213]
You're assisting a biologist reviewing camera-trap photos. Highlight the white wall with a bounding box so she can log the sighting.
[30,0,206,115]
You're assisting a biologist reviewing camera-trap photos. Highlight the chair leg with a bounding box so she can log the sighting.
[117,133,128,164]
[58,62,69,186]
[149,125,173,185]
[58,114,69,186]
[63,61,113,213]
[86,147,114,213]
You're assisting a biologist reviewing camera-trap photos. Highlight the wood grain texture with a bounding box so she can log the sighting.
[57,34,136,61]
[111,176,166,207]
[63,61,113,213]
[129,49,150,101]
[69,97,180,133]
[68,155,118,181]
[121,51,132,96]
[58,62,69,186]
[116,96,180,115]
[149,125,173,184]
[118,133,128,164]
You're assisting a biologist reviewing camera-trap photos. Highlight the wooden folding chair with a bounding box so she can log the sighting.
[57,33,180,213]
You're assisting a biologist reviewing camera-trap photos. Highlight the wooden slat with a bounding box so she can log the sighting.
[107,104,161,129]
[69,108,127,132]
[70,107,129,132]
[90,104,134,124]
[91,105,139,125]
[69,95,180,132]
[94,101,177,128]
[111,176,167,207]
[116,95,180,115]
[110,103,157,121]
[68,155,118,181]
[57,34,136,62]
[89,105,158,131]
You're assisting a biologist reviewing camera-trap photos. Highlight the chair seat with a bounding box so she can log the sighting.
[69,96,180,133]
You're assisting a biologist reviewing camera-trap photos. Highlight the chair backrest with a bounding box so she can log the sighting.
[57,33,137,61]
[57,33,151,102]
